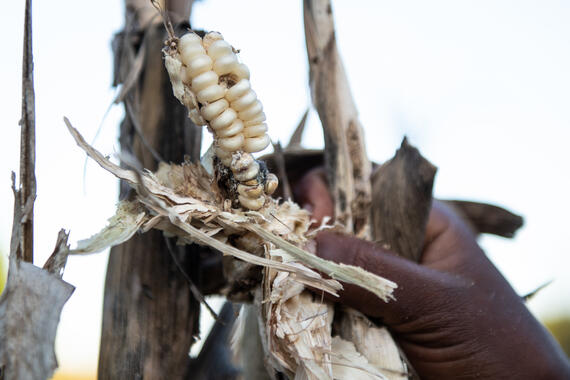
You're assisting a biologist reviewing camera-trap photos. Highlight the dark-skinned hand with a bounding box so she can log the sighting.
[294,167,570,380]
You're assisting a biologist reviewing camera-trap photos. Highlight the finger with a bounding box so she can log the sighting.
[292,167,333,224]
[422,201,500,285]
[315,231,470,326]
[424,200,477,252]
[421,200,478,268]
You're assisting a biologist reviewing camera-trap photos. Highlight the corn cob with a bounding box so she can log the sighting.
[163,31,277,210]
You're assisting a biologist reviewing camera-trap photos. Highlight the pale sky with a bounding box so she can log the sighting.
[1,0,569,376]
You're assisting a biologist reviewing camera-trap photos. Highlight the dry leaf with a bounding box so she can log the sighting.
[0,256,74,380]
[330,336,387,380]
[71,201,147,255]
[65,119,400,380]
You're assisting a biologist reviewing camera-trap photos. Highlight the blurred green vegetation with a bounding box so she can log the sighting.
[544,316,570,357]
[0,251,7,295]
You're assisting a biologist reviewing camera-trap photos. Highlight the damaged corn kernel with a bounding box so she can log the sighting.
[164,31,276,210]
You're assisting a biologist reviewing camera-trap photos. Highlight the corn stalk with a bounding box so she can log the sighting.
[304,0,372,239]
[97,1,217,378]
[0,2,74,378]
[303,1,409,378]
[18,0,36,264]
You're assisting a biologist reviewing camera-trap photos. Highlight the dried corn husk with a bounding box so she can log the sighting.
[65,118,398,379]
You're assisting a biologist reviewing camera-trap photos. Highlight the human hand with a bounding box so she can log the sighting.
[292,166,333,226]
[295,168,570,380]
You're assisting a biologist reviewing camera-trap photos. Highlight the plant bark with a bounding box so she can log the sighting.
[97,1,206,379]
[304,1,408,378]
[18,0,36,264]
[304,0,372,239]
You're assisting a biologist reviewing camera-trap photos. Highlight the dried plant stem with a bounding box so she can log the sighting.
[163,237,220,321]
[97,1,203,378]
[17,0,36,263]
[304,0,371,239]
[304,1,409,379]
[0,4,75,378]
[371,139,437,262]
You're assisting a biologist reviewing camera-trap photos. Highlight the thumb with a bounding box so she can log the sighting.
[315,231,469,326]
[292,167,333,224]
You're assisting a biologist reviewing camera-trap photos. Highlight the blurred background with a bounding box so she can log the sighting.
[1,1,569,378]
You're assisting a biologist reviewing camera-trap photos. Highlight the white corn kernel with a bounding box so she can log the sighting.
[201,98,228,121]
[191,71,218,92]
[202,31,223,50]
[239,101,263,121]
[226,79,250,102]
[243,134,270,153]
[243,123,267,138]
[179,33,202,48]
[244,112,266,127]
[238,183,264,198]
[233,63,250,80]
[231,90,257,111]
[197,84,226,103]
[215,147,233,166]
[233,160,260,181]
[213,54,239,76]
[231,152,255,172]
[207,39,233,60]
[185,54,213,78]
[180,44,206,66]
[211,108,237,130]
[238,194,265,211]
[218,134,244,152]
[217,119,243,137]
[264,173,278,195]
